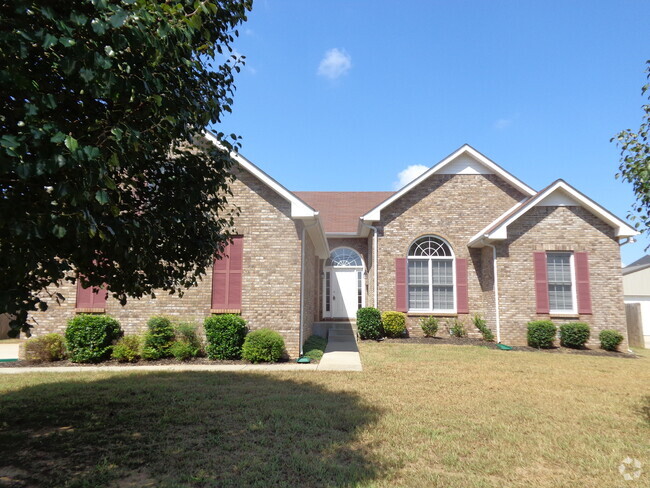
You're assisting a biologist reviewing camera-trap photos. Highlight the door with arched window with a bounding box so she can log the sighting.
[323,248,365,318]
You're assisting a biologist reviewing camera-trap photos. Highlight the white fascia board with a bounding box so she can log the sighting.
[302,214,330,258]
[486,181,639,240]
[202,131,316,219]
[327,232,362,238]
[362,144,536,222]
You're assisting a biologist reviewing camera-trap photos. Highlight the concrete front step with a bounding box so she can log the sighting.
[312,321,358,341]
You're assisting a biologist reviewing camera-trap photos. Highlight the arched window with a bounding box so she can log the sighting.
[326,248,363,267]
[407,236,455,311]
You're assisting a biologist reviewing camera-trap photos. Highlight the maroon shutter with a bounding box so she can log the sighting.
[395,258,407,312]
[533,252,549,314]
[76,279,107,310]
[455,258,469,313]
[212,236,243,311]
[574,252,592,314]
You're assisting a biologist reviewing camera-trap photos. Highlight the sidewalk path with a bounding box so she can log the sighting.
[317,325,363,371]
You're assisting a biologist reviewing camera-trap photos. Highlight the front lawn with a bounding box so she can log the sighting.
[0,343,648,487]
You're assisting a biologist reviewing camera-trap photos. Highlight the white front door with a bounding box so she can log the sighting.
[331,268,359,318]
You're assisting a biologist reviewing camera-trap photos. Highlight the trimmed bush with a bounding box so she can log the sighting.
[357,307,383,340]
[25,333,66,362]
[174,321,203,356]
[302,335,327,361]
[472,314,495,341]
[142,316,175,360]
[419,316,439,337]
[204,314,247,360]
[382,311,407,338]
[242,329,285,363]
[65,314,122,363]
[600,329,624,351]
[170,341,199,361]
[112,335,142,363]
[527,320,557,348]
[447,318,467,338]
[559,322,590,348]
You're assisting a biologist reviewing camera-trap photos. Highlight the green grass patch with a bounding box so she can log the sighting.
[302,334,327,361]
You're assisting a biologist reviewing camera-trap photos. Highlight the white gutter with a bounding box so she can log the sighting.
[360,220,378,308]
[299,219,320,355]
[619,236,636,247]
[485,241,501,343]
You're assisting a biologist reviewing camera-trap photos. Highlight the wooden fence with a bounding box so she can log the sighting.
[625,303,644,348]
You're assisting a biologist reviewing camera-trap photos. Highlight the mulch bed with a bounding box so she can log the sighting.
[377,336,639,358]
[0,357,293,368]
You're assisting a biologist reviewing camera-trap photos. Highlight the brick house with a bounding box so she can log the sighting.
[31,136,637,356]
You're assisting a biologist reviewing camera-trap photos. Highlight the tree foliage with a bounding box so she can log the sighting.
[0,0,252,334]
[615,60,650,236]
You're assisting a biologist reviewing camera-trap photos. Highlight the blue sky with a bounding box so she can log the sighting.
[213,0,650,265]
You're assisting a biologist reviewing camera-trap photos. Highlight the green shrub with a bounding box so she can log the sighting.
[419,316,439,337]
[169,341,199,361]
[357,307,383,340]
[600,329,624,351]
[559,322,590,348]
[204,314,247,360]
[302,335,327,361]
[447,318,467,338]
[25,333,66,362]
[142,316,175,360]
[527,320,557,348]
[381,311,407,338]
[175,321,203,355]
[65,314,122,363]
[112,335,142,362]
[242,329,285,363]
[472,313,495,341]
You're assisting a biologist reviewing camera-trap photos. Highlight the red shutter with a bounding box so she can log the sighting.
[533,252,549,314]
[211,236,243,311]
[455,258,469,314]
[76,279,107,311]
[574,252,592,314]
[395,258,407,312]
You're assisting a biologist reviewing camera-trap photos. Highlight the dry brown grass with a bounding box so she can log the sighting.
[0,343,648,487]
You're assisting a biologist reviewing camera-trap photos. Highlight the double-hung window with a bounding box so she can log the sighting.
[546,252,576,314]
[407,236,455,312]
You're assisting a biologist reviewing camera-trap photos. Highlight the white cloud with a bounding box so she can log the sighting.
[494,118,512,130]
[317,48,352,80]
[393,164,428,190]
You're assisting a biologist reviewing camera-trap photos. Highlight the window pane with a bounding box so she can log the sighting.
[408,260,429,285]
[549,284,573,310]
[409,285,429,309]
[547,253,571,284]
[431,260,453,285]
[433,286,454,310]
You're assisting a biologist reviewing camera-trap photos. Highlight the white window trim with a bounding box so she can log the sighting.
[547,252,578,315]
[407,255,457,314]
[323,247,365,318]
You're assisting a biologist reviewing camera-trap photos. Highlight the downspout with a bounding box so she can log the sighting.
[300,219,320,355]
[360,220,378,308]
[485,241,501,344]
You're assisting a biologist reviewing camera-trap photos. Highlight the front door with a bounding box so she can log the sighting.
[331,268,359,318]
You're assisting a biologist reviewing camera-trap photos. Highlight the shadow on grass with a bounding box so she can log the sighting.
[0,372,384,488]
[640,395,650,426]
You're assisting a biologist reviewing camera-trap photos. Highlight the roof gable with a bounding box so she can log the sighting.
[201,131,329,257]
[469,180,638,246]
[362,144,536,222]
[623,255,650,275]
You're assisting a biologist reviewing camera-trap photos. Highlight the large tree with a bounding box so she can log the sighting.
[615,60,650,238]
[0,0,252,334]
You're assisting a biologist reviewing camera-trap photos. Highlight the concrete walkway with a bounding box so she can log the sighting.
[317,323,363,371]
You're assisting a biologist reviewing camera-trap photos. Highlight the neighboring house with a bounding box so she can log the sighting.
[623,256,650,348]
[30,137,638,356]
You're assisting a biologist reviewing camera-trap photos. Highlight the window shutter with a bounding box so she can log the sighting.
[533,251,549,314]
[455,258,469,314]
[395,258,407,312]
[212,236,243,311]
[574,251,592,314]
[76,279,107,311]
